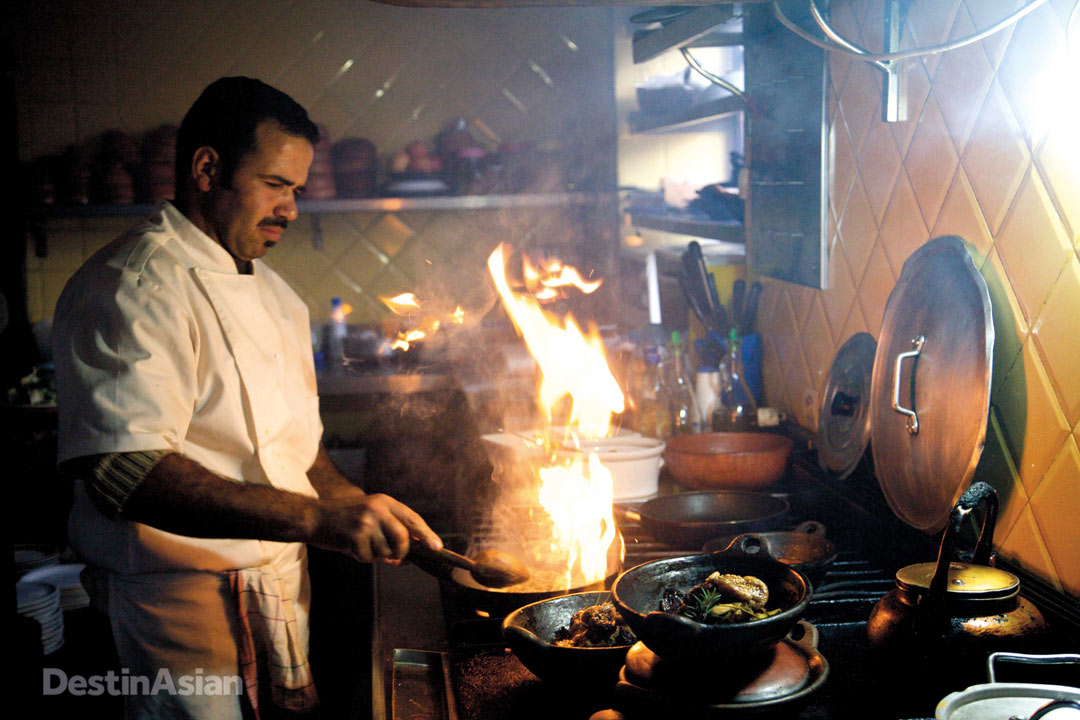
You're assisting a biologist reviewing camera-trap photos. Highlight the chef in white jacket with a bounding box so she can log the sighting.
[53,77,443,720]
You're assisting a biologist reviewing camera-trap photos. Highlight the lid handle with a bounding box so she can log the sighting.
[986,651,1080,683]
[891,335,925,435]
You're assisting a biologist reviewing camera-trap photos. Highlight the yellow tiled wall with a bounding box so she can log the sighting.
[15,0,616,323]
[758,0,1080,597]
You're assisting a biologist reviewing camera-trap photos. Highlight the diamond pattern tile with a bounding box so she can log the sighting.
[840,61,880,158]
[1029,436,1080,596]
[838,175,878,275]
[999,507,1063,593]
[888,59,931,157]
[966,0,1025,69]
[855,239,895,338]
[1035,114,1080,242]
[904,94,958,230]
[980,249,1029,400]
[961,80,1030,235]
[799,295,836,390]
[995,339,1072,497]
[878,169,930,275]
[1031,253,1080,425]
[858,117,903,224]
[821,246,857,344]
[932,165,994,263]
[995,1,1069,148]
[830,110,857,217]
[971,410,1027,541]
[839,296,870,345]
[931,8,995,155]
[994,169,1074,326]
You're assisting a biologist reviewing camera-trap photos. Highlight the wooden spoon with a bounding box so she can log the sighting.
[408,544,530,588]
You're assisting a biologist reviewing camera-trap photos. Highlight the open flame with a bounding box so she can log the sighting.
[381,293,459,351]
[487,243,622,585]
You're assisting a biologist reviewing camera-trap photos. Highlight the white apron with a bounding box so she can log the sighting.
[54,202,322,718]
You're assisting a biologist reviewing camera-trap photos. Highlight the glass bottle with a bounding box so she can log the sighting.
[636,345,671,440]
[712,331,750,431]
[665,331,701,436]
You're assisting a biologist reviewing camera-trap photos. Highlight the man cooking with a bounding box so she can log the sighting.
[52,76,443,719]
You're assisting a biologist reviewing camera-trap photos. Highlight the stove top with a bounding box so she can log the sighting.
[395,449,1080,720]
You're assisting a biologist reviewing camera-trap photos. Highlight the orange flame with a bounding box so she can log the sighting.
[382,292,422,315]
[487,243,622,584]
[523,256,602,300]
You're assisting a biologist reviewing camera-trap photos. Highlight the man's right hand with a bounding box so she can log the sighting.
[310,493,443,563]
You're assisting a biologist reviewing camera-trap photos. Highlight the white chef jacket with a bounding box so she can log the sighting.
[54,200,321,572]
[53,201,322,718]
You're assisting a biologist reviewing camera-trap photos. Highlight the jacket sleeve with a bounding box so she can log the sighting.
[53,245,199,464]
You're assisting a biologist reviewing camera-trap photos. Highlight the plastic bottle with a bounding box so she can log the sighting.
[325,297,347,373]
[665,331,701,436]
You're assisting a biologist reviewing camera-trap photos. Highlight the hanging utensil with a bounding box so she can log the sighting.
[678,267,715,332]
[741,281,762,335]
[731,278,746,332]
[705,272,727,335]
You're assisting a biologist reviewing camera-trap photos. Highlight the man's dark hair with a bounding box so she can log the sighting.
[175,77,320,199]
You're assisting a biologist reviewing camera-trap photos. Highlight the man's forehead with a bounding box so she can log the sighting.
[243,121,313,170]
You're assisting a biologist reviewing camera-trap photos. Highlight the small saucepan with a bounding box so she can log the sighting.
[935,652,1080,720]
[614,491,789,549]
[701,521,839,584]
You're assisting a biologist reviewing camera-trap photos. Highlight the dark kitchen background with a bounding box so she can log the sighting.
[6,3,1080,715]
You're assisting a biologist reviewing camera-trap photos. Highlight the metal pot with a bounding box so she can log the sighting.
[935,652,1080,720]
[868,483,1048,689]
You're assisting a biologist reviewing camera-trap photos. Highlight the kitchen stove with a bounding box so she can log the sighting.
[377,441,1080,720]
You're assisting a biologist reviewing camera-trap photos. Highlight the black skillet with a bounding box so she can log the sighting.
[615,491,789,550]
[702,521,839,584]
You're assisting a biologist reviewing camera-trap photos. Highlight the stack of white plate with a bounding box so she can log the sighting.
[14,545,59,579]
[16,581,64,655]
[20,564,89,611]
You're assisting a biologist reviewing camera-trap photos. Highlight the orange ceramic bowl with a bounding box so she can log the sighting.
[663,432,793,491]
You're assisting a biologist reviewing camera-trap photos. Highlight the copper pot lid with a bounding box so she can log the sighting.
[818,332,876,479]
[896,561,1019,599]
[870,237,994,533]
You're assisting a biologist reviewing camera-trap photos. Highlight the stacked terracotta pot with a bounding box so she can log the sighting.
[331,137,377,198]
[141,125,177,202]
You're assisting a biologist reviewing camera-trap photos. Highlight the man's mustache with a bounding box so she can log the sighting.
[258,218,288,230]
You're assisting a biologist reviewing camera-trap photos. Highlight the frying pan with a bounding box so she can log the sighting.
[701,521,839,583]
[444,532,625,617]
[615,491,789,549]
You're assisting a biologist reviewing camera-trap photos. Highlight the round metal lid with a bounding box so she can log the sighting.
[896,561,1019,598]
[818,332,876,479]
[870,236,994,533]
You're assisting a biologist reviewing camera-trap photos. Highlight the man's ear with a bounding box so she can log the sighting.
[191,146,221,193]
